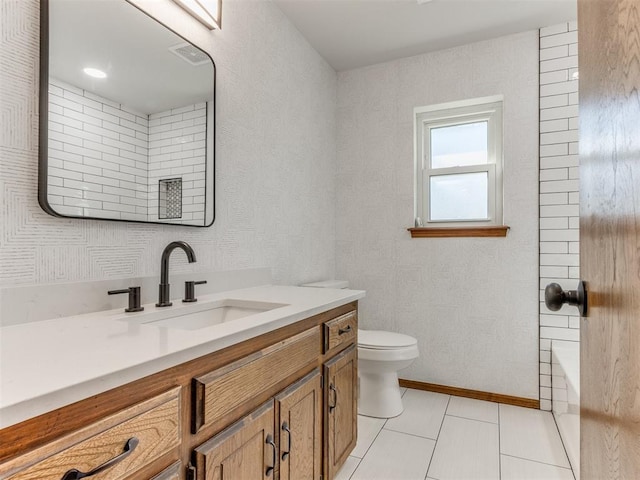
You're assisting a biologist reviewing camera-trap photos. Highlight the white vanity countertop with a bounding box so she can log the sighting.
[0,285,364,429]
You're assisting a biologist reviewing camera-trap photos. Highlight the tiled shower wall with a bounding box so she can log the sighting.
[538,22,579,411]
[147,104,207,225]
[48,78,149,221]
[47,78,207,224]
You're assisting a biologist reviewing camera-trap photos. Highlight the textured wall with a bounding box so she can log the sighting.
[538,22,579,411]
[0,0,337,287]
[336,31,540,399]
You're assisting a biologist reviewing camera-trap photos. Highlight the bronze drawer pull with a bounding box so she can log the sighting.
[61,437,139,480]
[281,422,292,460]
[338,325,352,335]
[329,384,338,413]
[265,434,277,476]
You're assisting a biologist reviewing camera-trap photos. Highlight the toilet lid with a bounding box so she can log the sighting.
[359,330,418,349]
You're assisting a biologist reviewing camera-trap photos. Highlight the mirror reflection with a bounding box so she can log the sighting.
[41,0,215,226]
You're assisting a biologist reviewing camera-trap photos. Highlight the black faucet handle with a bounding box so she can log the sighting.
[108,286,144,313]
[183,280,207,303]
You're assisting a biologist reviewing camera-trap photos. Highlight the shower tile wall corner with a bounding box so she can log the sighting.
[539,22,580,411]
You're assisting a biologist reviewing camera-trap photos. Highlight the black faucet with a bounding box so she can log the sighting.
[156,241,197,307]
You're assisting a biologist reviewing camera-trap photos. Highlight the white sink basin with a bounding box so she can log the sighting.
[139,299,288,331]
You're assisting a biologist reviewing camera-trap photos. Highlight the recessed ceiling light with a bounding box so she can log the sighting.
[417,0,434,4]
[83,67,107,79]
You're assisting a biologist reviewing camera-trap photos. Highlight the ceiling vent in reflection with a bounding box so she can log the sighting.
[169,42,210,66]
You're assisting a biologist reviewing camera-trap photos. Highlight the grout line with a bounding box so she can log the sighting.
[423,394,451,479]
[445,412,499,425]
[346,456,362,480]
[500,453,573,471]
[354,416,388,461]
[498,403,502,479]
[549,411,576,479]
[382,427,439,441]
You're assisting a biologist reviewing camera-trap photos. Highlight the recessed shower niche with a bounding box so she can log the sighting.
[39,0,215,226]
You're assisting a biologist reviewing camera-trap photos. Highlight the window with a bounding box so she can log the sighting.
[414,96,503,228]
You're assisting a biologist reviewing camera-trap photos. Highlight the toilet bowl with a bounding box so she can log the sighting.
[301,280,420,419]
[358,329,419,418]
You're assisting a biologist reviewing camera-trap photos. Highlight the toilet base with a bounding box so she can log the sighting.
[358,371,404,418]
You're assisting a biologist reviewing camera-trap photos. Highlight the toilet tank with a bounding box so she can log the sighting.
[301,280,349,289]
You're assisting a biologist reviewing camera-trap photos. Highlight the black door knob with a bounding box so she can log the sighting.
[544,280,587,317]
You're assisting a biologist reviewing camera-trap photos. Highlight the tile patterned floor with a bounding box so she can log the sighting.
[336,388,575,480]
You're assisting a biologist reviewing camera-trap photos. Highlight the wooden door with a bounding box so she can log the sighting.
[578,0,640,477]
[276,370,323,480]
[193,401,275,480]
[324,346,357,480]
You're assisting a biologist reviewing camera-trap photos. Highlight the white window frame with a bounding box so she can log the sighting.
[414,96,504,227]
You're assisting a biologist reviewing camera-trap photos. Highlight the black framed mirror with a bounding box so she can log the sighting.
[39,0,215,226]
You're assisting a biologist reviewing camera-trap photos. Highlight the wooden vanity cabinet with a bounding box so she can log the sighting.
[323,311,357,353]
[192,370,323,480]
[152,463,182,480]
[192,400,276,480]
[192,328,321,434]
[0,388,181,480]
[0,302,358,480]
[324,346,357,480]
[276,370,323,480]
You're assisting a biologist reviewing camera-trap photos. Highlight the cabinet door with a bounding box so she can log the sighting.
[276,370,322,480]
[151,462,181,480]
[193,401,276,480]
[324,345,357,480]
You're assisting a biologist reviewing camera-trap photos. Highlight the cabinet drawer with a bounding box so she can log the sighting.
[2,388,181,480]
[323,311,357,353]
[193,327,321,433]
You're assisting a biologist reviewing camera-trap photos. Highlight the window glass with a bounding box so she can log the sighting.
[430,121,488,169]
[429,172,488,221]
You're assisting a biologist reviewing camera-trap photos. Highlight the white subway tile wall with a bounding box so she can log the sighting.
[47,78,206,224]
[147,104,207,225]
[48,78,149,221]
[539,22,579,411]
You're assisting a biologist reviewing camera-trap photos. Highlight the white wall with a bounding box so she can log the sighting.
[538,22,580,411]
[0,0,337,287]
[335,31,540,399]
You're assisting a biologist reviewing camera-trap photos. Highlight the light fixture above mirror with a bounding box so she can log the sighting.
[173,0,221,30]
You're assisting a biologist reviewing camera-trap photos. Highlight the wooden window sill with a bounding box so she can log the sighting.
[407,226,510,238]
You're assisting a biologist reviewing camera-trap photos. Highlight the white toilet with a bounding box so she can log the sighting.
[301,280,419,418]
